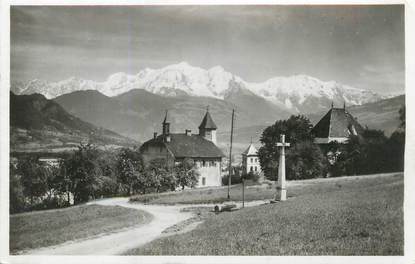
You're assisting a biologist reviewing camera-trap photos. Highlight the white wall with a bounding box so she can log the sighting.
[243,155,261,174]
[195,160,222,187]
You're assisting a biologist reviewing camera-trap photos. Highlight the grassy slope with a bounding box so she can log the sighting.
[130,173,399,205]
[130,180,274,204]
[127,173,403,255]
[10,204,152,254]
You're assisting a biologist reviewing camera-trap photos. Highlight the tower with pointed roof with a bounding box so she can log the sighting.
[242,142,262,176]
[198,107,217,145]
[162,110,170,136]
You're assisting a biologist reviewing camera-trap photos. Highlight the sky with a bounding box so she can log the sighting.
[11,5,405,95]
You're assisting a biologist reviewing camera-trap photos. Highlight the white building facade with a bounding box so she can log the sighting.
[242,143,262,175]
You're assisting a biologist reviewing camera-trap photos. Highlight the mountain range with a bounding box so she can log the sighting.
[11,62,404,155]
[308,94,405,136]
[10,92,136,152]
[11,62,391,115]
[53,88,288,145]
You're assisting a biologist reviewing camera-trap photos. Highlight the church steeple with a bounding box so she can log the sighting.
[199,107,217,145]
[162,110,170,136]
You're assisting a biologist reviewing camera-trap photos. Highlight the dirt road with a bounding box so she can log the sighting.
[25,198,193,255]
[25,197,268,255]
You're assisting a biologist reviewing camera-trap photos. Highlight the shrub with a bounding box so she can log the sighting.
[10,165,26,214]
[222,174,242,185]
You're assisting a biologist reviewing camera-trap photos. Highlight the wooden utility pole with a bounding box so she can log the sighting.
[242,177,245,208]
[227,109,235,200]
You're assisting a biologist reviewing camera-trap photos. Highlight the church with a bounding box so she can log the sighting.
[311,103,364,145]
[140,109,225,187]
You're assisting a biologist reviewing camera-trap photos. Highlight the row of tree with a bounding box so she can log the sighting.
[258,107,405,180]
[10,145,199,214]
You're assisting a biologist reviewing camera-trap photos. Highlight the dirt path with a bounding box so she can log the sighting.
[25,198,193,255]
[25,197,269,255]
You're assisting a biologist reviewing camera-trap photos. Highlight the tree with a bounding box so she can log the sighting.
[174,158,199,190]
[10,162,26,213]
[17,156,48,206]
[387,105,405,172]
[145,158,177,193]
[361,129,389,173]
[334,129,391,176]
[399,105,405,129]
[342,135,364,175]
[116,148,145,195]
[258,115,315,180]
[62,143,103,204]
[285,141,327,180]
[388,130,405,171]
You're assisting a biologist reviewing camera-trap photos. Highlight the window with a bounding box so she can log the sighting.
[251,158,253,163]
[254,158,257,163]
[255,166,257,172]
[202,160,206,167]
[250,166,253,172]
[202,177,206,186]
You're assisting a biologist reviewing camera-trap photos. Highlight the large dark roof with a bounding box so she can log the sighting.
[141,133,225,159]
[312,108,364,138]
[198,111,217,130]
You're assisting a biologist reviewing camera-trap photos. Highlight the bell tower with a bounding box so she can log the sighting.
[162,110,170,136]
[198,107,217,145]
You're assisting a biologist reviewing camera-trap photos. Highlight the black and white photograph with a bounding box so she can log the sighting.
[0,2,414,263]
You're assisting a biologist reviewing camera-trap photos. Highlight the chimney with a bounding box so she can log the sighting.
[153,132,157,139]
[185,129,192,136]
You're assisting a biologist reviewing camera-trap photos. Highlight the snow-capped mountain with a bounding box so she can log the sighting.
[12,62,390,114]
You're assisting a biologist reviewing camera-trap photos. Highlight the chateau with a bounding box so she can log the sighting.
[140,109,225,187]
[312,103,364,145]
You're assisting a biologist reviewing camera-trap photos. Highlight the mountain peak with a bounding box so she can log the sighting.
[12,62,385,114]
[107,72,130,83]
[209,65,226,73]
[168,61,193,69]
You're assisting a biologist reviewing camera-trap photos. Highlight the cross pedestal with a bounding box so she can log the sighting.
[275,134,290,201]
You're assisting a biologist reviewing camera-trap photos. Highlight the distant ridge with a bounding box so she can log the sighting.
[11,62,393,115]
[10,92,137,152]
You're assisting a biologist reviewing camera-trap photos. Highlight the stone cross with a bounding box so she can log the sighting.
[276,134,290,201]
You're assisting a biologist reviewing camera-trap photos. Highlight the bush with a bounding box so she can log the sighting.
[327,127,405,177]
[242,171,261,182]
[286,141,327,180]
[10,168,26,214]
[222,174,242,185]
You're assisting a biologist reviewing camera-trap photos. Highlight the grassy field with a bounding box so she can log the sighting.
[10,204,152,254]
[126,173,403,255]
[130,180,275,204]
[130,173,400,205]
